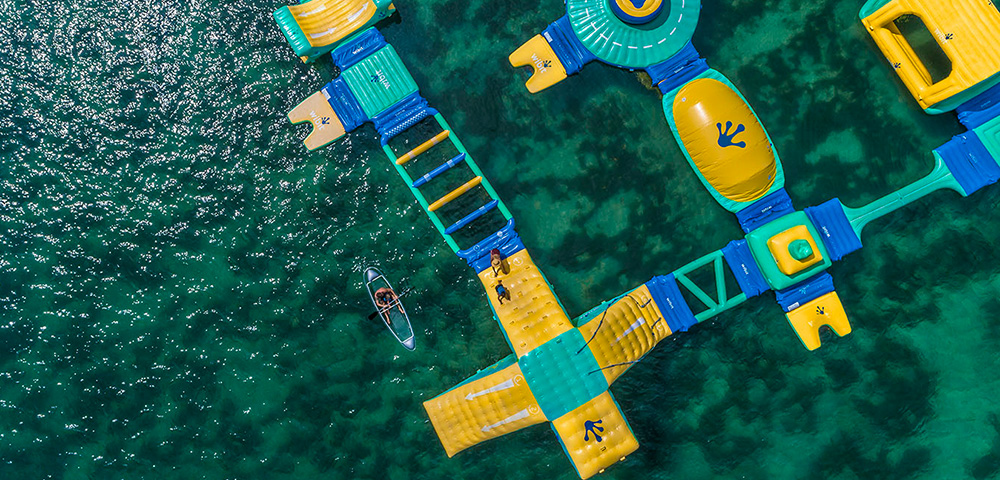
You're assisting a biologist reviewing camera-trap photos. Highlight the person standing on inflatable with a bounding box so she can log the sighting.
[495,280,511,305]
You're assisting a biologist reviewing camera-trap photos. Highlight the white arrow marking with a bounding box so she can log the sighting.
[310,28,337,39]
[614,317,646,344]
[299,5,327,17]
[466,377,519,401]
[346,3,368,22]
[481,409,529,432]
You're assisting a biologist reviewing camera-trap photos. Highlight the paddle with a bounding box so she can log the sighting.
[367,287,414,320]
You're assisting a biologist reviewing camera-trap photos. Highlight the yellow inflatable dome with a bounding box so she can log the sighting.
[672,78,777,204]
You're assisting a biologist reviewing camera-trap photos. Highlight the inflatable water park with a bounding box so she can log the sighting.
[273,0,1000,477]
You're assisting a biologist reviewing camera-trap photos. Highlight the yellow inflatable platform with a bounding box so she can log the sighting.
[862,0,1000,112]
[785,291,852,351]
[577,285,671,385]
[508,35,569,93]
[289,0,382,48]
[426,247,687,478]
[423,361,547,457]
[273,0,396,63]
[286,90,347,151]
[552,391,639,479]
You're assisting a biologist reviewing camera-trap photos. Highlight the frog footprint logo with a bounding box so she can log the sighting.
[584,419,604,442]
[716,121,747,148]
[816,306,826,315]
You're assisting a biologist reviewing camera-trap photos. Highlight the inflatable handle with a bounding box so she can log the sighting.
[508,35,568,94]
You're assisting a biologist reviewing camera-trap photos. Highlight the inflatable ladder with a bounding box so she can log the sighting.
[287,29,514,252]
[383,113,514,253]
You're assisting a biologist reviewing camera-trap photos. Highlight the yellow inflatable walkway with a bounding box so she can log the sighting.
[424,361,547,457]
[476,249,573,357]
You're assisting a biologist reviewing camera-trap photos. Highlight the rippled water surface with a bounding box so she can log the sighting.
[2,0,1000,479]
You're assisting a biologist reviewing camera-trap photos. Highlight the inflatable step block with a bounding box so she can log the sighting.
[936,130,1000,195]
[956,77,1000,129]
[784,291,852,351]
[973,115,1000,168]
[804,199,863,262]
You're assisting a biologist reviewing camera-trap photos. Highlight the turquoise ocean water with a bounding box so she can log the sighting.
[2,0,1000,478]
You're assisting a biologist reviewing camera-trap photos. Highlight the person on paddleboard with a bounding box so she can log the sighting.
[375,287,402,322]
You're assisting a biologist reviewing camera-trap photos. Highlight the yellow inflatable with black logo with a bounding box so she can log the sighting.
[670,76,781,211]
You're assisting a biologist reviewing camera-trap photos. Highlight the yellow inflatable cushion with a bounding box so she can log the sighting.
[672,78,777,203]
[767,225,823,276]
[477,249,572,357]
[423,362,547,457]
[287,90,347,151]
[552,391,639,479]
[288,0,379,48]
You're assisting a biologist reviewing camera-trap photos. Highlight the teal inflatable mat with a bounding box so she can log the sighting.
[566,0,700,68]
